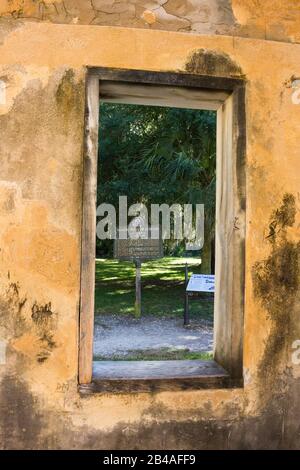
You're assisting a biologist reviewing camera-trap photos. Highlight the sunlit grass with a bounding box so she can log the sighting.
[95,257,214,319]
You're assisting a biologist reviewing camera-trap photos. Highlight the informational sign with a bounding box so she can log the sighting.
[186,274,215,293]
[114,225,163,317]
[114,238,163,261]
[114,227,163,261]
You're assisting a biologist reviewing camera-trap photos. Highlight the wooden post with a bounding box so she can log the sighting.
[79,74,99,384]
[184,293,190,326]
[185,262,188,286]
[134,259,142,318]
[184,263,190,326]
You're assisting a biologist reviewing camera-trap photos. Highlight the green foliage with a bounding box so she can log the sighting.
[98,103,216,204]
[97,103,216,255]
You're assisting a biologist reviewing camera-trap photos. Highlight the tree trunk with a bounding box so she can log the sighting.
[211,235,215,274]
[201,222,212,274]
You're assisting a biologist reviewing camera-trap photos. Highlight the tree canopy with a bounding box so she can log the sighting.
[97,102,216,263]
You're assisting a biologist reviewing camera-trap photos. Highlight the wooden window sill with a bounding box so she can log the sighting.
[78,360,243,395]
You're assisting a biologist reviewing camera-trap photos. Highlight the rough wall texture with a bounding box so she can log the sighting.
[0,1,300,450]
[0,0,300,43]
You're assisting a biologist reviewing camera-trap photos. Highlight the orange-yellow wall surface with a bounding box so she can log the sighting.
[0,1,300,449]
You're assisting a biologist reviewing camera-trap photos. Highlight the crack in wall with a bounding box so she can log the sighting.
[0,1,263,37]
[0,1,298,43]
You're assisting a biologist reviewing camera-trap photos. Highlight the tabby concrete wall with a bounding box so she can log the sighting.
[0,0,300,43]
[0,1,300,449]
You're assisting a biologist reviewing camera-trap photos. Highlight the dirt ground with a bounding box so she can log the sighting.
[93,314,213,360]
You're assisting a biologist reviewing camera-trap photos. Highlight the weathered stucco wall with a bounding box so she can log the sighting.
[0,3,300,449]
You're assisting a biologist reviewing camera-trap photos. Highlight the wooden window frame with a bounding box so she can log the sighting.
[78,67,246,392]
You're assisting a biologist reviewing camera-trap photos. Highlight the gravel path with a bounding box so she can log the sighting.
[93,315,213,359]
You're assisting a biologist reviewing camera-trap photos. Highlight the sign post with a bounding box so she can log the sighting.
[184,273,215,326]
[134,259,142,318]
[114,227,163,318]
[184,263,189,326]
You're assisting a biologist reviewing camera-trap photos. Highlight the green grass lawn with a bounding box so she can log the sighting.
[95,257,214,320]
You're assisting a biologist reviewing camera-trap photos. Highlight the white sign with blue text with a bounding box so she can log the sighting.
[186,274,215,293]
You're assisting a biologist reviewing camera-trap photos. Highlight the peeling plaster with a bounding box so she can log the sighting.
[0,1,299,43]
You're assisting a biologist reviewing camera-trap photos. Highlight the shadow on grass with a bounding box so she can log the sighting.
[95,257,214,319]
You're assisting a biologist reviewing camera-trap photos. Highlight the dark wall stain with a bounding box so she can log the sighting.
[0,383,285,450]
[0,363,295,450]
[31,302,57,363]
[281,376,300,448]
[31,301,54,327]
[55,69,84,132]
[0,375,44,449]
[252,193,300,394]
[0,275,58,363]
[267,193,297,244]
[185,49,244,78]
[2,191,15,212]
[254,242,299,314]
[0,281,27,338]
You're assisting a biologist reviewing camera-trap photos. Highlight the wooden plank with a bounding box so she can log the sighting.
[214,96,233,375]
[78,74,99,384]
[89,67,244,91]
[230,86,246,378]
[93,359,228,379]
[80,377,240,394]
[214,86,246,378]
[78,360,242,394]
[100,81,229,111]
